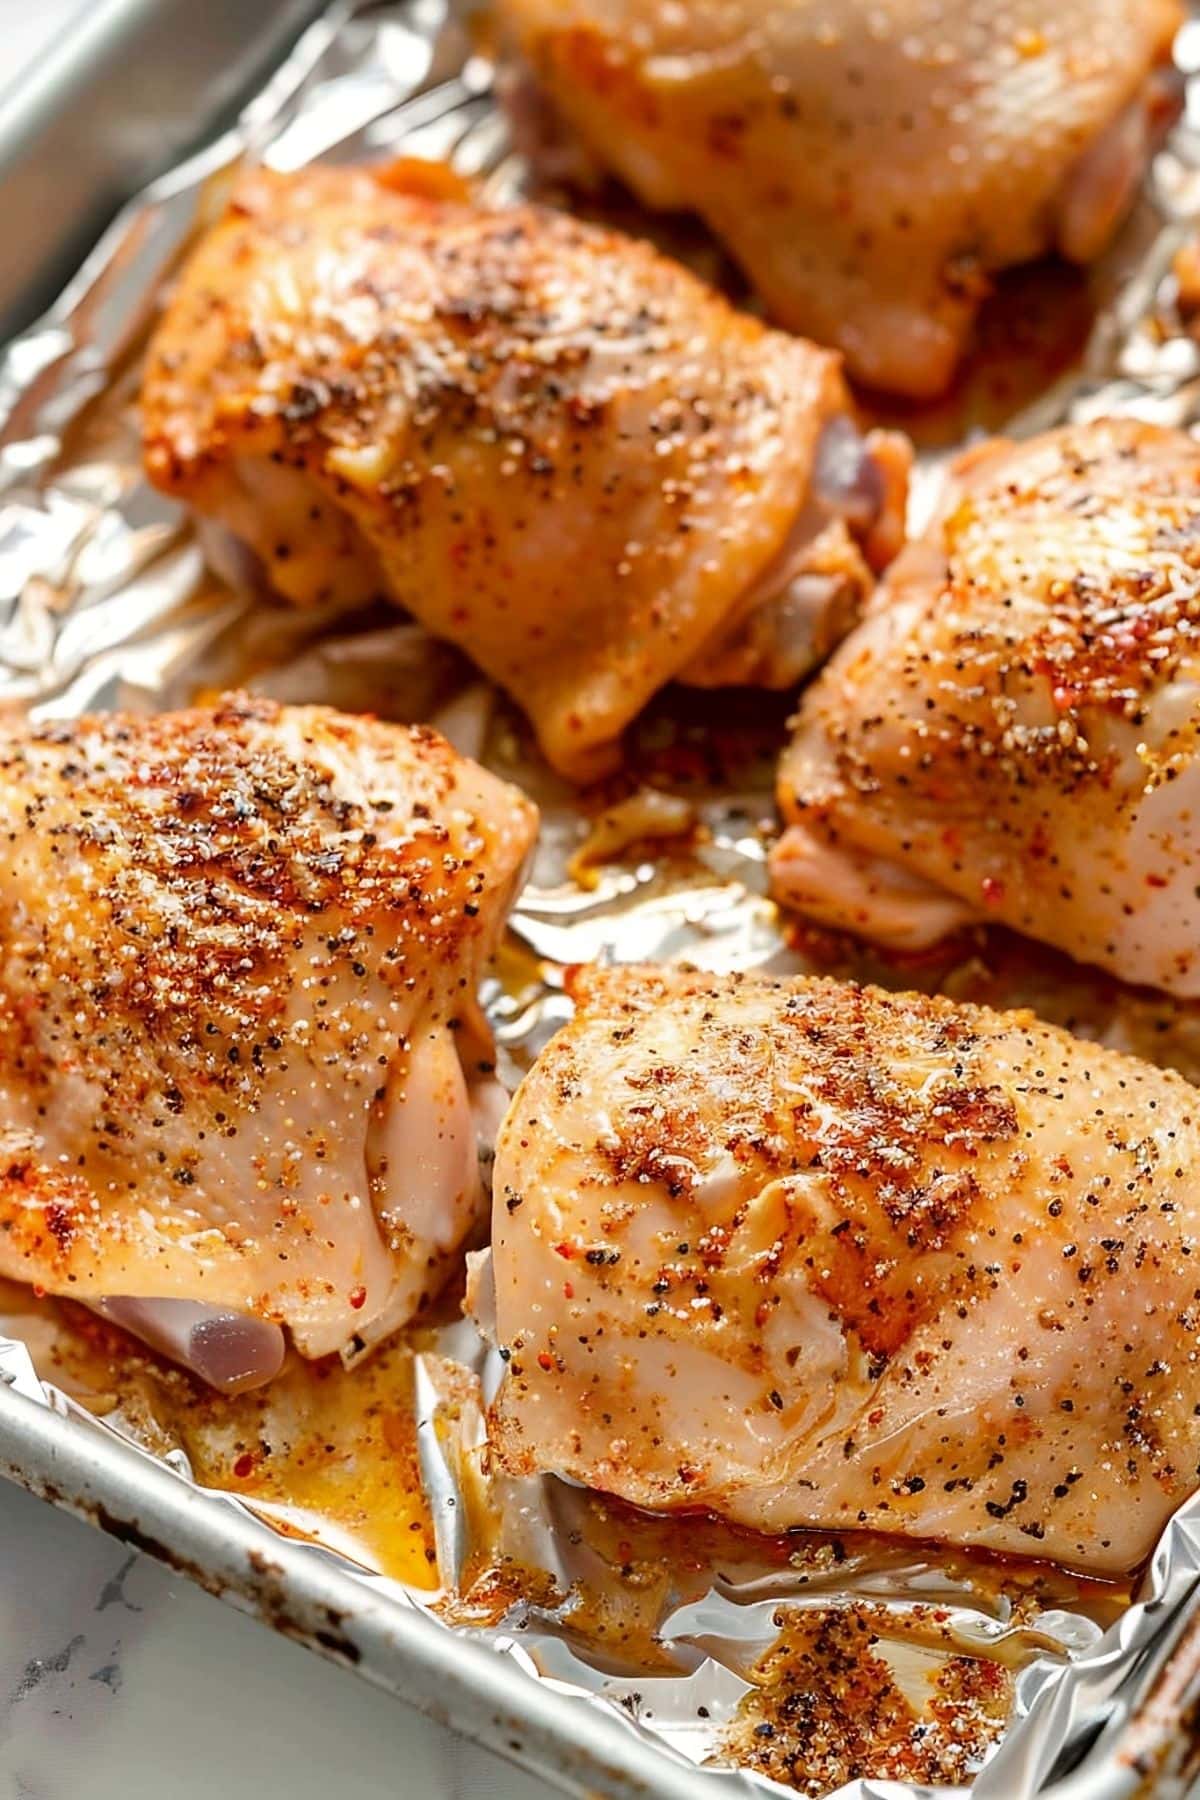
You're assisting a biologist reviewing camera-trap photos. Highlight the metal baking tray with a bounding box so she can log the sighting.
[0,0,333,340]
[0,19,675,1792]
[0,9,764,1794]
[5,4,1200,1797]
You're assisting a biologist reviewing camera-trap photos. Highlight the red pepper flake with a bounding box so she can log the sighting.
[537,1350,555,1372]
[563,1281,575,1300]
[349,1284,367,1311]
[1146,873,1168,888]
[553,1242,576,1260]
[233,1453,255,1479]
[31,1284,46,1300]
[980,876,1005,905]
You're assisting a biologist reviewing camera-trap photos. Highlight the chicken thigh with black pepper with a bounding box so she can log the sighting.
[142,165,908,781]
[479,965,1200,1574]
[499,0,1181,396]
[772,418,1200,994]
[0,694,535,1389]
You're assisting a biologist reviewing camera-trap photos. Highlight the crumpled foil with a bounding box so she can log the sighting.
[5,3,1200,1795]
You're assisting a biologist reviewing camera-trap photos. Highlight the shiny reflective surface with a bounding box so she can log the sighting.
[4,3,1200,1796]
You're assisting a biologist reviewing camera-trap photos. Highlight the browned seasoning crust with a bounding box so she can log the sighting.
[486,964,1200,1573]
[0,692,536,1357]
[142,164,905,780]
[724,1602,1010,1794]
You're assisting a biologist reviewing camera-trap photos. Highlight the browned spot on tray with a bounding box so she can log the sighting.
[722,1602,1012,1795]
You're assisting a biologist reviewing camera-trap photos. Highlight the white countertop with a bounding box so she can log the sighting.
[0,10,560,1796]
[0,1479,561,1800]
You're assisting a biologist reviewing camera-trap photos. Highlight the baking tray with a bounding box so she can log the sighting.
[0,8,767,1793]
[0,0,329,340]
[0,1355,700,1800]
[5,4,1200,1797]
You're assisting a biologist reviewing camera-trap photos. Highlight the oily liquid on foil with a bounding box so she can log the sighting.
[1,685,1166,1789]
[3,689,1182,1795]
[0,1279,438,1587]
[2,0,1200,1790]
[0,1278,1130,1795]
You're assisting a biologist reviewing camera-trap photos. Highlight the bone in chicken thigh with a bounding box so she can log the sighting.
[141,165,908,782]
[0,695,535,1389]
[772,417,1200,996]
[479,965,1200,1575]
[498,0,1181,397]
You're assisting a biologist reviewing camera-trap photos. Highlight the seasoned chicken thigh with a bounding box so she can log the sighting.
[0,695,535,1389]
[773,418,1200,996]
[481,966,1200,1574]
[499,0,1181,396]
[142,166,908,781]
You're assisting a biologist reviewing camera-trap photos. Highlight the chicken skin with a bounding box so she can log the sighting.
[772,418,1200,996]
[481,965,1200,1574]
[0,695,535,1389]
[141,165,908,781]
[499,0,1181,397]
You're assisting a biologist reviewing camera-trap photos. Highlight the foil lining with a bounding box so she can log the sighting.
[4,3,1200,1794]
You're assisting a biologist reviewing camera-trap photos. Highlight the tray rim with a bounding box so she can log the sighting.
[0,1375,728,1800]
[0,0,329,339]
[3,4,1199,1795]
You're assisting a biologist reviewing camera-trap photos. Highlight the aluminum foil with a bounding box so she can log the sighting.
[5,3,1200,1795]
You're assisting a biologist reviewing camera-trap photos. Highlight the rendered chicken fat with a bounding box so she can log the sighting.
[0,695,536,1384]
[772,417,1200,996]
[141,165,908,780]
[483,965,1200,1574]
[499,0,1181,396]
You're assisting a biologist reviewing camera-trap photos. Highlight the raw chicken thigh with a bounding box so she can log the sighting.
[499,0,1181,396]
[773,418,1200,996]
[481,965,1200,1574]
[142,165,908,781]
[0,695,535,1389]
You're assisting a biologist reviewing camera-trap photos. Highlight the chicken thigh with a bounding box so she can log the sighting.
[772,417,1200,996]
[499,0,1181,397]
[0,694,535,1389]
[481,965,1200,1574]
[142,166,908,781]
